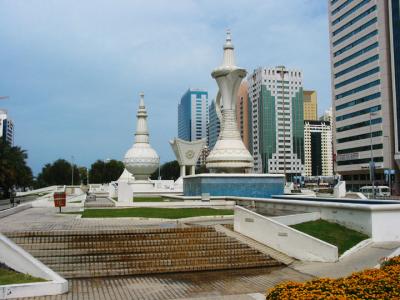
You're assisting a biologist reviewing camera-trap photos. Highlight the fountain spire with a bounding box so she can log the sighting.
[206,31,254,173]
[123,92,159,180]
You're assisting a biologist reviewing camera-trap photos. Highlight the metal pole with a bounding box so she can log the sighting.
[87,167,89,185]
[71,156,74,186]
[369,113,375,197]
[158,159,161,180]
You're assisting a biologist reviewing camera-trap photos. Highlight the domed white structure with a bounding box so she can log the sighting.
[123,92,159,180]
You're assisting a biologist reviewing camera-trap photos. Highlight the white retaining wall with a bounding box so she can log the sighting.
[233,197,400,242]
[234,206,338,262]
[0,234,68,299]
[270,212,320,226]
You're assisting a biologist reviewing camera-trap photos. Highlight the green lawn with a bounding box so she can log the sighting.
[81,207,233,219]
[133,197,166,202]
[291,219,369,255]
[0,268,46,285]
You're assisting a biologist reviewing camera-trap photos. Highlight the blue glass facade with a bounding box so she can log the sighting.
[208,100,220,149]
[178,89,208,142]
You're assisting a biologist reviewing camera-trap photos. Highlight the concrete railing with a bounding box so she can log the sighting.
[0,233,68,299]
[270,212,320,226]
[234,206,338,262]
[16,186,60,197]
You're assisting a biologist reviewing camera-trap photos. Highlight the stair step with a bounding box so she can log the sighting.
[27,241,251,257]
[5,227,215,238]
[60,260,281,278]
[9,231,227,244]
[47,254,273,271]
[18,237,239,250]
[37,248,262,264]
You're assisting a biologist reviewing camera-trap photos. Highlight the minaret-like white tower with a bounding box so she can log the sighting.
[123,92,159,180]
[206,31,254,173]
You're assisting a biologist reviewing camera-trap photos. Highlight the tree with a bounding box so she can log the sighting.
[36,159,80,187]
[0,140,33,198]
[151,160,180,180]
[89,159,124,183]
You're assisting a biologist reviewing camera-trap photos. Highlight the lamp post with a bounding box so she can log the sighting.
[276,66,288,182]
[383,135,392,196]
[71,156,74,186]
[369,112,377,197]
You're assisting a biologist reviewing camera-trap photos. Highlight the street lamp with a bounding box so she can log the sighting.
[383,135,392,196]
[369,111,378,197]
[71,156,75,186]
[276,66,289,182]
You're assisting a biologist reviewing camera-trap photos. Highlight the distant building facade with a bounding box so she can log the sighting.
[178,89,208,142]
[0,109,14,145]
[207,99,220,149]
[304,120,333,176]
[236,81,250,149]
[329,0,399,192]
[303,90,318,121]
[248,66,304,178]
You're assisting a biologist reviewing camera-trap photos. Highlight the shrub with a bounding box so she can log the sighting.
[266,256,400,299]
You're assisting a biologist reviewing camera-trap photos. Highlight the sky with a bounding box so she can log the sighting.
[0,0,331,175]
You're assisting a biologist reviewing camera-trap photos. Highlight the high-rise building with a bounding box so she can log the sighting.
[248,66,304,178]
[178,89,208,142]
[236,81,250,149]
[390,1,400,178]
[303,90,318,121]
[304,120,333,176]
[329,0,398,192]
[207,99,220,149]
[0,109,14,145]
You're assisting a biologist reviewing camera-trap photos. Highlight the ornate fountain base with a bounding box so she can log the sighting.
[183,174,285,198]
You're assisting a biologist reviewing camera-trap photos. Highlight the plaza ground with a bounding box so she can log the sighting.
[1,203,399,299]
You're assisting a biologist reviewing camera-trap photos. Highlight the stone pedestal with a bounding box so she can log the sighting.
[117,180,156,203]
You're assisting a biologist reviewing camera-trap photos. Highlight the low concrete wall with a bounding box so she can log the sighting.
[0,204,31,219]
[270,212,320,226]
[234,206,338,262]
[0,234,68,299]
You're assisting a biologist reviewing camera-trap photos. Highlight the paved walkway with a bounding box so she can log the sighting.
[292,241,400,278]
[0,207,185,232]
[22,267,311,300]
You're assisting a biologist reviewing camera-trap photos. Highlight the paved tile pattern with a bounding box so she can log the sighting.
[22,267,312,300]
[0,208,179,232]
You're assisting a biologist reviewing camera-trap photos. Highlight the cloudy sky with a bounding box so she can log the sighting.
[0,0,331,174]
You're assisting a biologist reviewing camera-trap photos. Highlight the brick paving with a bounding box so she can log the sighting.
[1,207,313,299]
[22,267,312,300]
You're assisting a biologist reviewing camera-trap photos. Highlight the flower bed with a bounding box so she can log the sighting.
[266,256,400,299]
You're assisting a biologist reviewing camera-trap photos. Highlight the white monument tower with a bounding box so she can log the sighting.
[206,31,254,173]
[118,92,160,202]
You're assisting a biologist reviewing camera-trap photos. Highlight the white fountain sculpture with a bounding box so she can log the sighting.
[118,92,160,202]
[206,30,254,173]
[123,92,159,179]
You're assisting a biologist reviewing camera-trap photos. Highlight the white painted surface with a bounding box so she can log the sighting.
[339,238,373,260]
[0,234,67,299]
[117,181,134,203]
[270,212,320,226]
[233,196,400,242]
[0,204,31,219]
[371,209,400,242]
[234,206,338,262]
[334,181,346,198]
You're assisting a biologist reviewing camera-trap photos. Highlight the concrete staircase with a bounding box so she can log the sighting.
[6,227,281,278]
